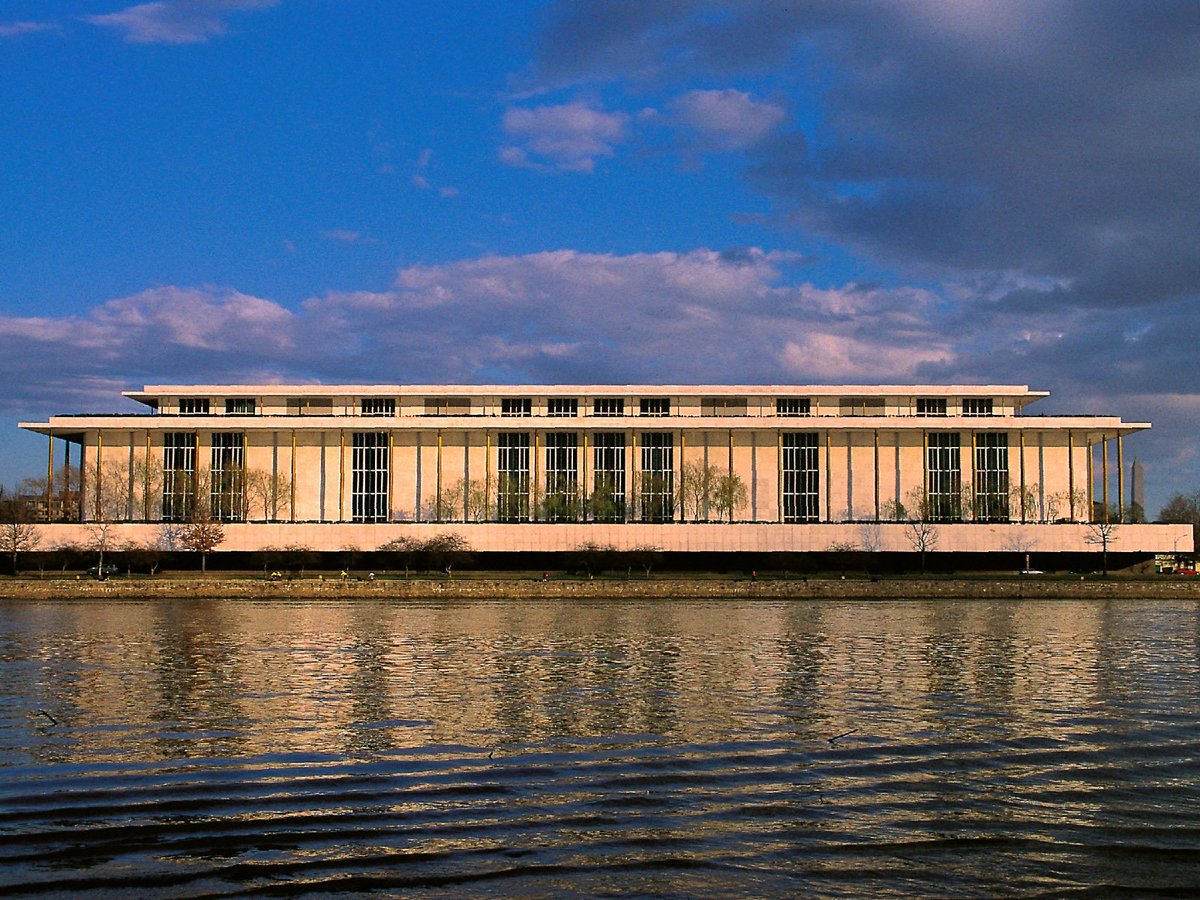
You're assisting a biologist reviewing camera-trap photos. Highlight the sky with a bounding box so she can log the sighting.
[1,1,1198,515]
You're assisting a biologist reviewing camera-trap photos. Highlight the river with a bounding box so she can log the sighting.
[1,597,1199,896]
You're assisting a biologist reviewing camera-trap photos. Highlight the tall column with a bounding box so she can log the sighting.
[414,432,422,522]
[436,430,444,521]
[78,441,86,522]
[484,430,492,522]
[270,432,278,521]
[678,431,687,522]
[629,430,637,523]
[145,432,152,521]
[824,431,832,522]
[1117,434,1125,521]
[968,430,976,520]
[1019,430,1027,522]
[127,434,135,521]
[45,431,54,521]
[388,431,395,522]
[461,434,469,521]
[776,430,783,524]
[1068,431,1076,521]
[922,429,929,513]
[195,431,202,517]
[318,432,326,522]
[1037,433,1045,520]
[94,431,103,521]
[338,429,346,522]
[1086,439,1094,521]
[581,431,588,521]
[873,429,880,522]
[845,437,853,521]
[532,430,539,522]
[750,432,758,522]
[1101,436,1109,522]
[290,429,297,522]
[65,441,75,522]
[894,434,901,514]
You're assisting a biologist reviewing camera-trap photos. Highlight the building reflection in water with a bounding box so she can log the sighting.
[3,597,1199,767]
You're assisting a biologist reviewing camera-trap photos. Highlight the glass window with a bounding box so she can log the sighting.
[917,398,947,416]
[547,398,578,417]
[351,432,389,522]
[973,433,1009,521]
[162,432,196,522]
[840,397,885,416]
[424,397,470,416]
[179,398,210,415]
[361,398,396,416]
[502,398,532,417]
[591,433,626,522]
[926,432,962,520]
[593,398,625,417]
[782,433,819,522]
[210,433,244,522]
[701,397,747,416]
[963,398,994,417]
[776,398,811,417]
[287,398,333,415]
[497,432,530,521]
[639,398,671,417]
[225,398,256,415]
[543,432,579,520]
[639,432,674,521]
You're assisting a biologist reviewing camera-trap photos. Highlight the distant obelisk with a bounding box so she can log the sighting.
[1131,458,1145,522]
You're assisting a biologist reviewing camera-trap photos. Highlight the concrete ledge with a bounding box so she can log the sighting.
[21,521,1194,554]
[4,577,1200,601]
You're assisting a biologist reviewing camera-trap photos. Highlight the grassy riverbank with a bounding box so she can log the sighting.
[2,572,1199,600]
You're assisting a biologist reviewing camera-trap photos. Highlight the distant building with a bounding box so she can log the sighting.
[17,383,1191,555]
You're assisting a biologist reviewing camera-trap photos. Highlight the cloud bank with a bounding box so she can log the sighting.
[86,0,280,44]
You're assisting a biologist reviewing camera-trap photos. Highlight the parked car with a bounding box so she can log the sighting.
[86,564,120,579]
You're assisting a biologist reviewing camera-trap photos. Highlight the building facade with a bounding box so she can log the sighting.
[17,384,1191,555]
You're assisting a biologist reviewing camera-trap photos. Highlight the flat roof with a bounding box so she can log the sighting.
[125,383,1050,402]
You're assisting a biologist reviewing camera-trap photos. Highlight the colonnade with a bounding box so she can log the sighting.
[46,425,1129,525]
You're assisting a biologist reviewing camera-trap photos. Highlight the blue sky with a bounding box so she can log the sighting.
[2,1,1198,514]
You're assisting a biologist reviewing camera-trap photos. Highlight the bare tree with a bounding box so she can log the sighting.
[433,478,488,522]
[679,460,718,521]
[586,475,626,522]
[857,522,882,553]
[713,471,748,522]
[904,487,941,574]
[84,521,117,578]
[377,534,471,576]
[1046,488,1088,523]
[0,488,40,575]
[1085,521,1119,576]
[1008,484,1040,522]
[178,512,225,573]
[1003,528,1038,572]
[244,468,291,522]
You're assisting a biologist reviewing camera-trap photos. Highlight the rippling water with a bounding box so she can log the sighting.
[2,597,1199,897]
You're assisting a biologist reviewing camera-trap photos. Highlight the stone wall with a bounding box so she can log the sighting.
[22,520,1193,555]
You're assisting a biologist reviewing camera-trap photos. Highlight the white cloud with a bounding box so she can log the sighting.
[86,0,279,45]
[500,101,628,172]
[320,229,365,245]
[0,21,58,38]
[668,89,786,151]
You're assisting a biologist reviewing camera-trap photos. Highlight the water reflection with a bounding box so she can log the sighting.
[1,597,1199,897]
[1,598,1198,762]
